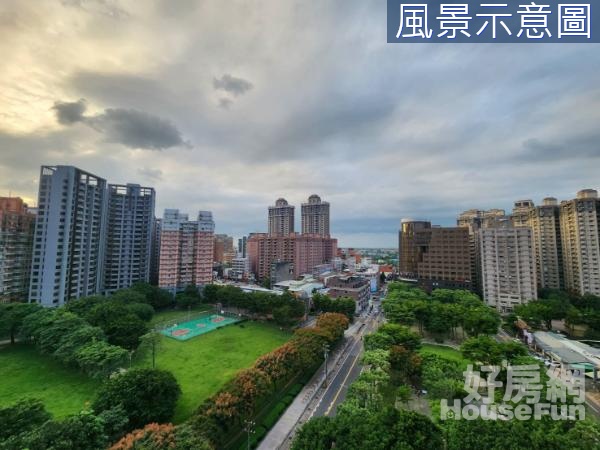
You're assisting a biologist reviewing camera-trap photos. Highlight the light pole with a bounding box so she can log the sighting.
[244,419,255,450]
[323,344,330,387]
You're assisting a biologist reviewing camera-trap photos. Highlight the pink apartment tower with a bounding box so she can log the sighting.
[158,209,214,293]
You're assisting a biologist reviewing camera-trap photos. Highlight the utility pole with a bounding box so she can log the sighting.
[244,419,255,450]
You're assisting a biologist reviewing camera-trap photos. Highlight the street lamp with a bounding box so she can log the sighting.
[323,344,330,387]
[244,419,255,450]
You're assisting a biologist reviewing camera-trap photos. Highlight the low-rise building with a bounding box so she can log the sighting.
[327,275,370,313]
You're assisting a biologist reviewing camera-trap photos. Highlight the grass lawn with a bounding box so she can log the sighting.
[135,320,291,422]
[0,344,100,418]
[419,343,468,366]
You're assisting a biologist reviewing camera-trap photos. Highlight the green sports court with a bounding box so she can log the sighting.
[160,314,242,341]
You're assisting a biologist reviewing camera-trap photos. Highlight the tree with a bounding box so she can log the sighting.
[108,423,214,450]
[111,288,148,305]
[0,302,42,344]
[20,410,108,450]
[76,340,129,379]
[361,349,391,372]
[126,303,155,322]
[231,368,272,414]
[316,313,349,343]
[378,323,421,351]
[202,284,219,304]
[53,324,105,366]
[93,368,181,430]
[131,282,173,310]
[86,301,148,349]
[291,417,336,450]
[0,399,51,443]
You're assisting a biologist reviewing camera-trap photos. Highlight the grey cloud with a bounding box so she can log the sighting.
[218,98,233,109]
[52,98,190,150]
[213,74,253,97]
[61,0,130,20]
[137,167,163,181]
[87,108,190,150]
[518,133,600,162]
[52,99,87,124]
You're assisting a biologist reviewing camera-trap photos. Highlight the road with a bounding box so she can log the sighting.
[311,311,381,418]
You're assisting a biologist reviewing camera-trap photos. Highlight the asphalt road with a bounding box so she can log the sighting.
[311,311,382,417]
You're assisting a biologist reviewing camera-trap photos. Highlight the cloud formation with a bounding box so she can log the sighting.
[51,99,190,150]
[213,74,253,97]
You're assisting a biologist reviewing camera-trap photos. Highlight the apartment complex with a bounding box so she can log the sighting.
[158,209,215,293]
[0,197,35,302]
[103,184,155,293]
[457,208,508,294]
[301,194,330,237]
[29,166,108,306]
[528,198,564,290]
[247,232,337,281]
[150,217,162,286]
[478,220,537,313]
[268,198,295,236]
[559,190,600,296]
[399,219,471,292]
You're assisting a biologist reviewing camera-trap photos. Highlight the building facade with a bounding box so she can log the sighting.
[247,233,337,281]
[150,217,162,285]
[29,166,108,307]
[301,194,330,237]
[0,197,35,302]
[528,197,564,290]
[327,275,370,313]
[478,220,537,313]
[399,219,472,292]
[158,209,215,293]
[268,198,295,236]
[512,200,535,228]
[104,184,155,293]
[559,190,600,296]
[214,234,235,264]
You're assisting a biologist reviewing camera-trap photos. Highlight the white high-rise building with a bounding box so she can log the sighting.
[104,184,155,293]
[560,189,600,296]
[528,198,564,290]
[29,166,108,306]
[478,219,537,313]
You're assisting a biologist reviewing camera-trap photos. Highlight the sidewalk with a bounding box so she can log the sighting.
[257,321,363,450]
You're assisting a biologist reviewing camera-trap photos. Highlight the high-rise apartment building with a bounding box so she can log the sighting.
[268,198,294,236]
[103,184,155,293]
[301,194,330,237]
[0,197,35,302]
[214,234,235,264]
[528,198,564,290]
[399,219,472,292]
[457,208,507,294]
[158,209,215,293]
[512,200,535,227]
[150,217,162,285]
[238,236,248,258]
[29,166,107,307]
[559,189,600,296]
[478,219,537,313]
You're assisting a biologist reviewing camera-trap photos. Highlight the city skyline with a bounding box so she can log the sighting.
[1,1,599,247]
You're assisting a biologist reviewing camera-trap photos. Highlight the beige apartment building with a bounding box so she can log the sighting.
[528,198,564,290]
[268,198,295,236]
[559,189,600,296]
[301,194,330,237]
[478,220,537,313]
[512,200,535,228]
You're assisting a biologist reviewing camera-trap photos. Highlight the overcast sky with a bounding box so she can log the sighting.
[1,0,599,247]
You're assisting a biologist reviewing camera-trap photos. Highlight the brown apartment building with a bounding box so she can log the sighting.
[399,219,472,292]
